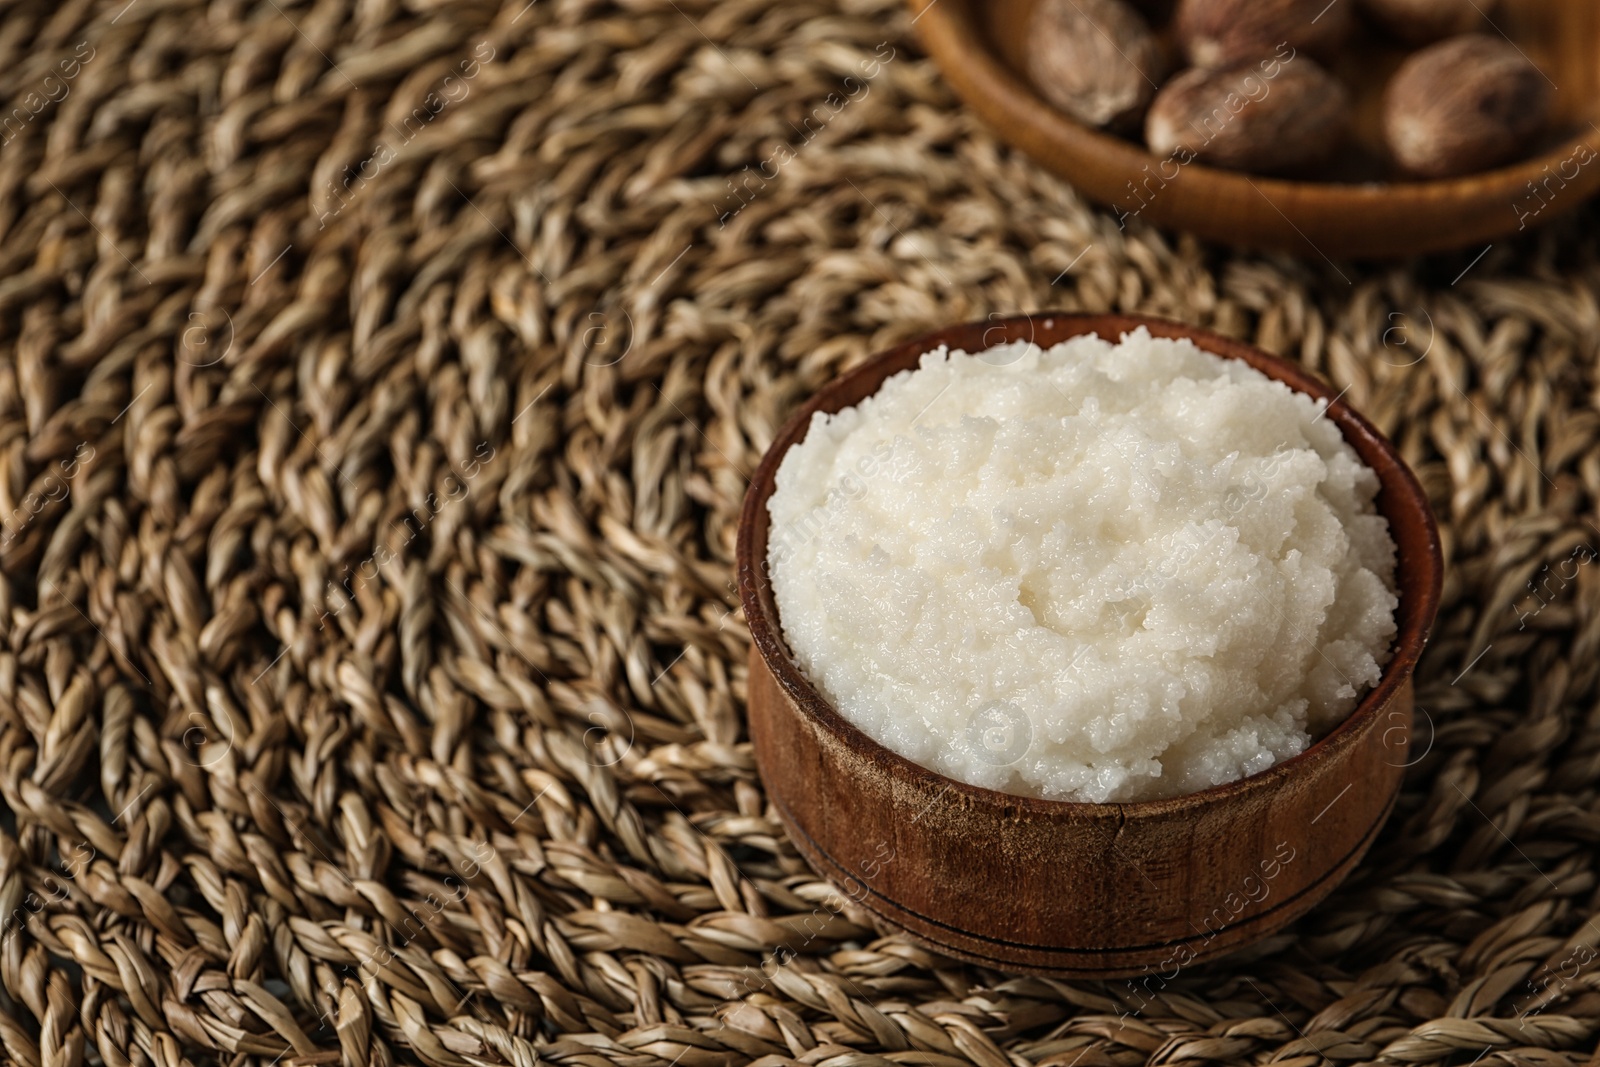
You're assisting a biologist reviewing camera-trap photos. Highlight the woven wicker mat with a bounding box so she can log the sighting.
[2,1,1600,1065]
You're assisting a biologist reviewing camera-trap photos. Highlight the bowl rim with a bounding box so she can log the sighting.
[737,312,1445,818]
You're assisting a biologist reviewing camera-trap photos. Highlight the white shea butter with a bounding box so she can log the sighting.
[766,329,1398,803]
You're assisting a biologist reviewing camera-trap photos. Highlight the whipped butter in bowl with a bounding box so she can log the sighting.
[765,327,1398,804]
[737,314,1441,976]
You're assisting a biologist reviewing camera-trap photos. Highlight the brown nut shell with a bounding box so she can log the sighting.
[1174,0,1351,70]
[1383,34,1551,178]
[1026,0,1162,129]
[1359,0,1492,43]
[1145,57,1351,174]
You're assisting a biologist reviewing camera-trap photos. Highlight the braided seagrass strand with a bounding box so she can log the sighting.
[0,0,1599,1064]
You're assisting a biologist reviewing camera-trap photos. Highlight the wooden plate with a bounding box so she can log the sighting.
[737,314,1444,976]
[907,0,1600,258]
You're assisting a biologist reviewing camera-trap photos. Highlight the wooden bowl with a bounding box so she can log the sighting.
[907,0,1600,258]
[737,314,1444,977]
